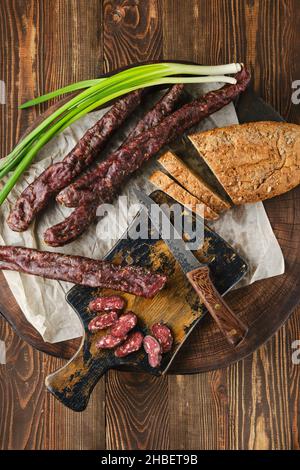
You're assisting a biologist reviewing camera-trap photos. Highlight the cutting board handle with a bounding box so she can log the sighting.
[187,266,248,347]
[45,346,110,412]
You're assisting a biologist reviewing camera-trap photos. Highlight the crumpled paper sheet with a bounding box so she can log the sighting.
[0,84,284,343]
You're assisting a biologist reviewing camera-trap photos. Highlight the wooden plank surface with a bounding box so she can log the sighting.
[0,0,300,450]
[0,0,106,450]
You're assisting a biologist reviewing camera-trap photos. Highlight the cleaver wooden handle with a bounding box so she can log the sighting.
[186,265,248,347]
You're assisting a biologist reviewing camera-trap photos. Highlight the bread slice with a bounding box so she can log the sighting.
[149,170,219,220]
[158,151,231,213]
[189,121,300,204]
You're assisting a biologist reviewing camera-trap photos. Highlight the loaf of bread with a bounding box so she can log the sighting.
[149,170,219,220]
[189,121,300,204]
[158,151,231,213]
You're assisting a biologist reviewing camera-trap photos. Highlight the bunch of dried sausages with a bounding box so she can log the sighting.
[7,67,250,247]
[7,90,144,232]
[47,68,250,245]
[88,295,173,368]
[57,68,250,209]
[44,84,185,246]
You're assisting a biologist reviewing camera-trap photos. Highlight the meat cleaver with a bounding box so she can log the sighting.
[134,189,248,347]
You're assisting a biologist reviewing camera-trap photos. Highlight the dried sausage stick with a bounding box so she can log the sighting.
[44,85,184,246]
[0,246,167,298]
[43,203,98,247]
[57,85,185,203]
[7,91,143,232]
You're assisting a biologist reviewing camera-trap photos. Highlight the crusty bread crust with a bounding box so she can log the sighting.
[158,151,231,213]
[189,121,300,204]
[149,170,219,220]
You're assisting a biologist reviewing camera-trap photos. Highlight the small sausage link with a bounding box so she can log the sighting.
[88,311,119,332]
[110,312,137,338]
[151,322,173,353]
[114,331,144,358]
[143,335,162,368]
[96,334,127,349]
[89,295,125,312]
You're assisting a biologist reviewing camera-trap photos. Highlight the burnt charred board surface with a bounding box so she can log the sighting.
[46,191,247,411]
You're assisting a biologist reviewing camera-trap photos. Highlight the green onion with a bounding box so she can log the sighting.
[0,64,167,171]
[19,62,241,109]
[0,62,242,205]
[19,79,102,109]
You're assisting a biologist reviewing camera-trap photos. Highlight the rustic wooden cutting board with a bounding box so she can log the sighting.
[0,87,299,373]
[45,191,247,410]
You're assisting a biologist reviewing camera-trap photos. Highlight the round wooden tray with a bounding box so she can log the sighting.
[1,186,299,373]
[1,87,299,373]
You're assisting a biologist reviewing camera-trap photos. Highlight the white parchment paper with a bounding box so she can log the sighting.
[0,84,284,343]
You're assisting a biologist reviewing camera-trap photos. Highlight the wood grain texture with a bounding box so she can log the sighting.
[227,327,291,450]
[162,0,300,124]
[106,370,169,450]
[0,0,105,449]
[287,307,300,450]
[0,0,300,450]
[0,324,106,450]
[169,370,229,450]
[103,0,163,70]
[169,322,293,450]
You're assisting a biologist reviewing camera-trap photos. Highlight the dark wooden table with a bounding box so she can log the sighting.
[0,0,299,450]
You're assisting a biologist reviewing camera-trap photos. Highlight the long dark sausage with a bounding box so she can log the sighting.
[44,85,185,246]
[7,90,143,232]
[43,203,98,247]
[57,85,185,202]
[0,246,167,298]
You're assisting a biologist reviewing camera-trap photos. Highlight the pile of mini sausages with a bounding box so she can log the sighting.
[88,295,173,368]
